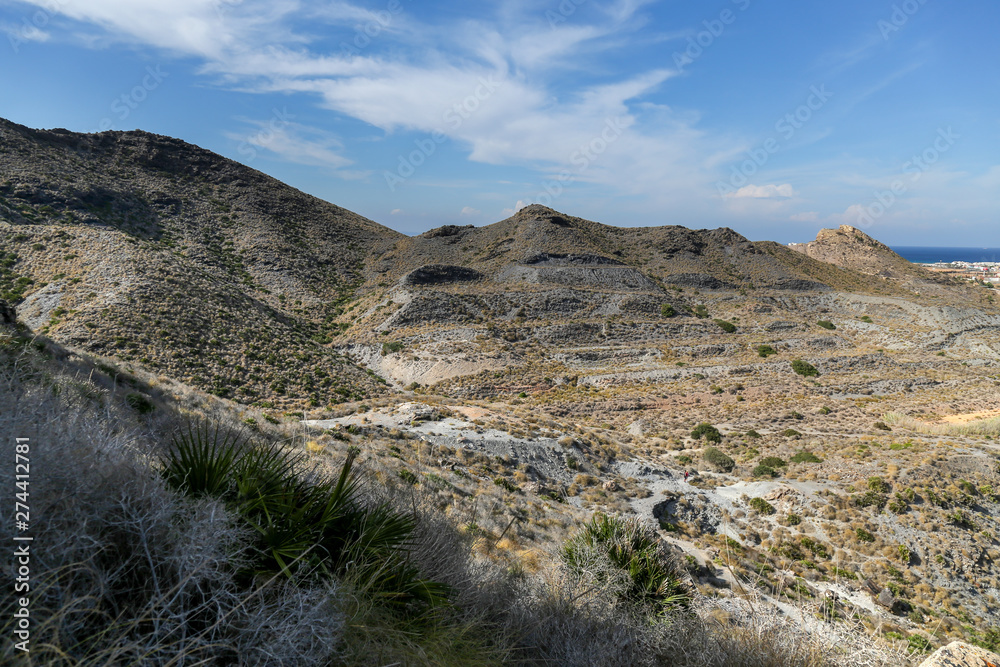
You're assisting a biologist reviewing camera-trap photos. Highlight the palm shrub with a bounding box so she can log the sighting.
[161,425,450,608]
[562,513,690,615]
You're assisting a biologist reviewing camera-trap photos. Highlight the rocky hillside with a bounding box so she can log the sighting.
[788,225,947,289]
[376,205,920,294]
[0,118,403,408]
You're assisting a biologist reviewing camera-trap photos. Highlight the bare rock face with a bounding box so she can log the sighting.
[0,299,15,324]
[917,641,1000,667]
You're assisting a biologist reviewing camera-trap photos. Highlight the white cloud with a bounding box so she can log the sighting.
[390,208,403,215]
[13,0,728,213]
[726,184,796,199]
[460,206,480,216]
[224,118,354,170]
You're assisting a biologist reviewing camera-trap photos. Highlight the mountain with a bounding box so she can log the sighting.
[0,118,993,404]
[0,118,402,408]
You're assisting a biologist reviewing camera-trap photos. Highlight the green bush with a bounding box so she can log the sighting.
[691,304,709,319]
[867,476,889,493]
[161,427,448,607]
[756,345,777,358]
[790,359,819,377]
[790,450,822,463]
[874,421,892,431]
[817,320,836,330]
[752,464,777,478]
[759,456,787,468]
[907,634,932,653]
[781,429,802,438]
[859,316,873,323]
[787,513,801,526]
[745,429,762,439]
[562,513,691,614]
[493,477,519,493]
[855,528,875,543]
[691,422,722,443]
[661,303,676,318]
[703,447,735,472]
[381,341,405,356]
[748,498,775,515]
[853,490,887,510]
[713,319,736,333]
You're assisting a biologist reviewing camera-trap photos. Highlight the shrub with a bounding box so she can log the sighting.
[790,450,822,463]
[748,498,775,515]
[867,476,889,493]
[713,319,736,333]
[855,528,875,543]
[493,477,519,493]
[691,304,709,318]
[790,359,819,377]
[562,513,691,614]
[819,406,832,415]
[859,316,873,323]
[897,544,911,563]
[381,341,405,356]
[660,303,676,318]
[703,447,735,472]
[162,428,448,607]
[781,429,802,438]
[752,464,777,478]
[745,429,762,439]
[756,344,777,358]
[691,422,722,443]
[874,421,892,431]
[908,634,932,653]
[759,456,787,468]
[787,513,802,526]
[817,320,836,330]
[853,491,887,510]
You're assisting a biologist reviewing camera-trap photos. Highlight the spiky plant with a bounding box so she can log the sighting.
[562,513,691,615]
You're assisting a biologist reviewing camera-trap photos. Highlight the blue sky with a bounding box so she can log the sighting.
[1,0,998,245]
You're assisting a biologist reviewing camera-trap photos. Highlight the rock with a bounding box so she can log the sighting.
[400,264,483,286]
[917,641,1000,667]
[0,299,15,324]
[876,588,894,608]
[602,480,620,492]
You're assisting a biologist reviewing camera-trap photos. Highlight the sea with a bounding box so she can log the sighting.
[891,246,1000,265]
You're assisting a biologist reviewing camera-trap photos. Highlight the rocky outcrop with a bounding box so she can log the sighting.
[917,641,1000,667]
[400,264,483,286]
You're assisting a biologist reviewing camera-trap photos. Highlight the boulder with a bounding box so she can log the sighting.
[876,588,894,609]
[917,641,1000,667]
[0,299,15,324]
